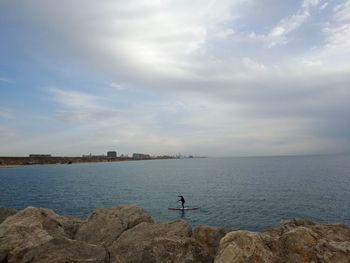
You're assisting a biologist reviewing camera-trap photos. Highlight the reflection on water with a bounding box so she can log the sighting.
[180,211,185,219]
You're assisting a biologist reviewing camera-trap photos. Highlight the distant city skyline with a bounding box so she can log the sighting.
[1,0,350,157]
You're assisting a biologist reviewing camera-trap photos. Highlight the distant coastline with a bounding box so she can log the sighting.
[0,155,206,167]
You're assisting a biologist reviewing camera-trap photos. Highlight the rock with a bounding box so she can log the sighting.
[193,225,231,258]
[0,207,66,261]
[0,207,17,224]
[57,215,84,239]
[0,207,86,263]
[1,206,350,263]
[109,219,211,263]
[215,231,274,263]
[21,237,108,263]
[279,226,319,262]
[75,204,154,246]
[266,219,350,262]
[215,219,350,263]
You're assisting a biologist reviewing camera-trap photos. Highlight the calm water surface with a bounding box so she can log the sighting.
[1,154,349,231]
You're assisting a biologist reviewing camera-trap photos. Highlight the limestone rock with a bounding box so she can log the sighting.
[0,207,64,260]
[0,207,86,263]
[109,219,211,263]
[1,205,350,263]
[75,204,154,246]
[215,219,350,263]
[21,237,108,263]
[193,225,231,258]
[0,207,17,225]
[57,215,84,239]
[215,231,274,263]
[266,219,350,262]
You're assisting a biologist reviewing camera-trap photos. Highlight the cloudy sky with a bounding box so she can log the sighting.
[0,0,350,157]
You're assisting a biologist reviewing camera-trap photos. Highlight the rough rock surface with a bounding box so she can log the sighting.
[215,219,350,263]
[109,219,211,263]
[1,206,349,263]
[75,204,154,246]
[0,207,16,224]
[0,207,68,262]
[215,230,274,263]
[57,215,84,239]
[21,238,108,263]
[193,225,231,258]
[0,207,105,263]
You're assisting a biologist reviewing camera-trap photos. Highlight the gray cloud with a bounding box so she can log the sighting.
[1,0,350,156]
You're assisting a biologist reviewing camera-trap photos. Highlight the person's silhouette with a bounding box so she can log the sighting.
[178,195,185,209]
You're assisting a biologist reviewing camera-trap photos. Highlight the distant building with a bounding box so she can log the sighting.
[29,154,51,158]
[132,153,151,160]
[107,151,117,158]
[82,154,105,159]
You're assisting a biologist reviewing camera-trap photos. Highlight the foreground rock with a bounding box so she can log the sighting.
[57,215,84,239]
[109,219,211,263]
[215,219,350,263]
[0,207,106,263]
[193,225,232,259]
[21,238,108,263]
[75,204,154,246]
[0,207,17,224]
[1,206,349,263]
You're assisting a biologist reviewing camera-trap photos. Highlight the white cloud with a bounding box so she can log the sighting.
[300,1,350,69]
[326,1,350,52]
[1,0,350,156]
[242,57,266,71]
[110,82,128,91]
[0,109,14,119]
[0,77,13,84]
[4,0,247,80]
[320,2,328,10]
[213,28,235,39]
[333,1,350,21]
[48,87,121,122]
[302,59,322,66]
[249,0,320,48]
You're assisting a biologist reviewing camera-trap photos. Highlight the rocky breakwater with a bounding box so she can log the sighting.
[0,206,349,263]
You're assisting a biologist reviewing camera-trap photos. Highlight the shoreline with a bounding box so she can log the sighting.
[0,165,20,168]
[0,159,127,168]
[0,156,184,167]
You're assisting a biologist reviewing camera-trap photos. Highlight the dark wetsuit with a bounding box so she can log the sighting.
[178,196,185,209]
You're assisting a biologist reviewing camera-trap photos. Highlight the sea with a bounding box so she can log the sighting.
[1,154,349,231]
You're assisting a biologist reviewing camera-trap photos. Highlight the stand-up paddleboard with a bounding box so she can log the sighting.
[168,207,199,211]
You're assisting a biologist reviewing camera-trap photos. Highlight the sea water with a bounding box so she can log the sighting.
[1,154,349,231]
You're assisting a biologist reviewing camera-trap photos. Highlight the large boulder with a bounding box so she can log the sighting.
[75,204,154,246]
[215,219,350,263]
[57,215,84,239]
[0,207,92,263]
[109,219,211,263]
[0,207,68,262]
[193,225,231,258]
[264,219,350,262]
[215,231,274,263]
[0,207,17,224]
[21,238,108,263]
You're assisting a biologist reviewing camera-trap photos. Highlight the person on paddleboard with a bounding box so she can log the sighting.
[178,195,185,209]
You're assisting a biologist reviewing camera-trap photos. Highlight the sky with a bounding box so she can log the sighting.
[0,0,350,157]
